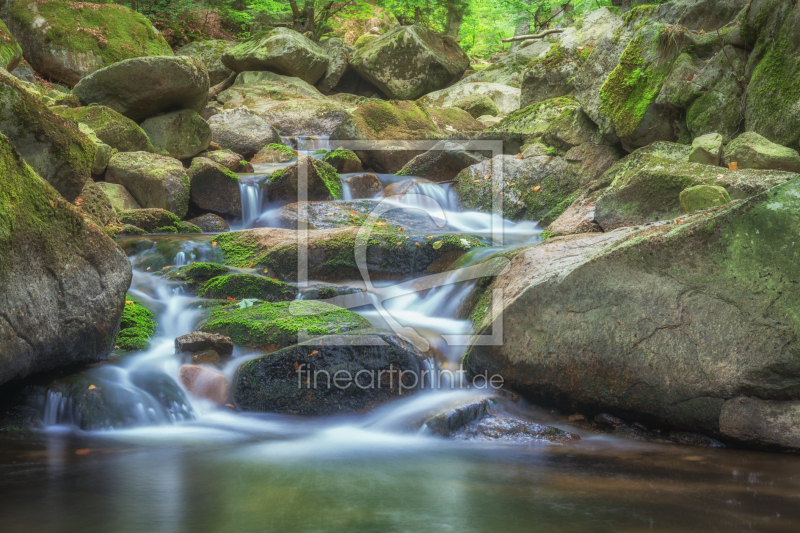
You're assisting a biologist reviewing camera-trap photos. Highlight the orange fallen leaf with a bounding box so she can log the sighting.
[700,29,705,34]
[212,241,218,246]
[414,242,419,246]
[294,362,300,371]
[532,185,541,192]
[484,174,491,180]
[676,219,683,223]
[515,154,522,159]
[75,449,92,456]
[728,162,738,170]
[376,222,386,226]
[397,228,404,232]
[227,297,235,301]
[88,385,96,390]
[226,404,235,409]
[308,350,319,357]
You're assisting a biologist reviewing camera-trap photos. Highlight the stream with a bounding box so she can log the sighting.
[2,143,800,532]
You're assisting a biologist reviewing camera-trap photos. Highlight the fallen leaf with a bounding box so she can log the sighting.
[432,240,443,249]
[308,350,319,357]
[676,219,683,223]
[226,404,235,409]
[88,384,96,390]
[484,174,491,180]
[728,162,738,170]
[515,154,522,159]
[294,362,300,371]
[212,242,217,246]
[532,185,541,192]
[227,297,235,301]
[700,29,706,34]
[397,228,404,232]
[414,242,419,246]
[75,449,92,456]
[376,222,386,226]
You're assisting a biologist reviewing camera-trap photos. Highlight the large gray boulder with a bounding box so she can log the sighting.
[466,177,800,449]
[0,0,172,87]
[187,157,242,217]
[73,56,210,122]
[418,82,521,116]
[105,152,191,218]
[350,24,470,100]
[141,109,212,160]
[207,108,281,159]
[258,98,351,137]
[176,39,236,85]
[222,28,329,85]
[316,38,350,94]
[723,131,800,173]
[0,133,131,386]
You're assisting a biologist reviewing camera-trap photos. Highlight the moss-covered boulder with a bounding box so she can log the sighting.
[0,133,131,386]
[117,295,157,352]
[316,37,349,94]
[350,24,469,100]
[176,39,236,86]
[73,56,209,123]
[117,208,201,234]
[198,273,298,302]
[106,152,191,218]
[593,147,797,231]
[261,156,342,202]
[465,177,800,449]
[222,27,329,84]
[214,226,484,282]
[207,108,281,159]
[331,99,482,172]
[723,131,800,172]
[0,1,173,87]
[688,133,723,166]
[188,213,230,233]
[234,330,425,415]
[163,262,232,292]
[77,178,117,229]
[398,141,488,182]
[96,182,141,212]
[188,157,242,217]
[452,94,500,119]
[141,109,211,160]
[680,184,731,213]
[0,70,94,201]
[322,147,363,174]
[0,18,21,71]
[489,96,585,139]
[52,105,156,153]
[216,70,328,114]
[251,143,296,164]
[200,300,369,352]
[76,123,115,175]
[353,33,378,49]
[418,82,520,116]
[259,98,351,137]
[345,173,382,199]
[202,148,254,172]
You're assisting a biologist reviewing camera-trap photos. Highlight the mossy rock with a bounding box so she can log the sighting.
[688,133,723,166]
[187,157,242,217]
[208,107,282,159]
[117,294,157,352]
[106,152,191,218]
[0,132,131,386]
[453,94,500,119]
[52,105,156,153]
[1,0,173,87]
[417,81,521,116]
[198,273,298,302]
[200,300,370,351]
[251,143,296,164]
[141,109,211,160]
[164,262,231,292]
[258,98,351,137]
[188,213,230,233]
[0,69,95,201]
[217,70,328,114]
[118,208,201,234]
[490,96,581,137]
[233,329,425,415]
[77,178,117,229]
[723,131,800,173]
[353,33,378,49]
[680,185,731,213]
[261,156,342,202]
[322,147,363,173]
[0,17,22,71]
[176,39,236,86]
[76,123,116,175]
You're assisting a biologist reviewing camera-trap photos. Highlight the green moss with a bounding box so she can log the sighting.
[198,273,297,302]
[164,262,230,289]
[116,294,157,352]
[266,143,296,159]
[200,300,370,350]
[52,105,155,153]
[316,158,342,199]
[323,147,359,165]
[353,33,378,49]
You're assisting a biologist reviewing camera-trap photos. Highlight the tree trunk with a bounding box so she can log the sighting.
[414,7,422,25]
[445,2,466,41]
[510,0,532,53]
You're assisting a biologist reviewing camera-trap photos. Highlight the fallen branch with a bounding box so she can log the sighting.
[208,72,237,102]
[502,28,564,43]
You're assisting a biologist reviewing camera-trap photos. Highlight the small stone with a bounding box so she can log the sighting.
[188,213,230,233]
[568,413,587,423]
[191,349,220,365]
[175,332,234,356]
[180,365,228,406]
[345,173,382,199]
[593,413,624,428]
[688,132,723,166]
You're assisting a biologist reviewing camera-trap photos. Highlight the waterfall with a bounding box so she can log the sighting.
[240,181,264,230]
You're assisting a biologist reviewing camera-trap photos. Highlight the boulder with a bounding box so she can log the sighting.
[0,133,131,386]
[96,182,141,212]
[353,33,378,49]
[452,416,580,444]
[180,365,228,406]
[251,144,296,164]
[0,71,95,201]
[176,39,236,85]
[106,152,191,218]
[350,24,470,100]
[521,43,588,108]
[175,331,234,356]
[163,263,232,292]
[200,300,370,351]
[316,38,349,94]
[594,148,797,230]
[140,109,211,160]
[214,226,484,282]
[191,350,220,365]
[197,273,298,302]
[117,208,201,234]
[216,71,328,113]
[258,98,351,137]
[76,178,117,229]
[322,148,363,174]
[76,123,115,175]
[234,330,425,415]
[0,18,21,71]
[398,141,488,182]
[188,213,230,232]
[453,94,500,119]
[261,156,342,202]
[723,131,800,172]
[72,56,210,123]
[187,157,242,217]
[418,82,520,116]
[465,178,800,449]
[345,173,382,199]
[0,1,173,86]
[52,105,156,153]
[269,200,445,232]
[688,133,723,166]
[679,185,731,213]
[207,108,281,159]
[10,59,34,83]
[201,149,254,172]
[116,294,157,352]
[222,28,329,84]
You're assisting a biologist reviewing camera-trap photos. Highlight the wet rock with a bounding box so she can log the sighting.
[208,108,281,159]
[297,284,365,301]
[261,156,342,202]
[180,365,229,406]
[545,191,603,237]
[52,105,156,153]
[423,398,496,436]
[233,330,426,415]
[719,397,800,450]
[723,131,800,173]
[0,1,172,86]
[96,182,141,212]
[188,157,242,217]
[117,209,201,234]
[116,295,157,352]
[323,148,363,174]
[165,263,232,293]
[251,143,296,164]
[259,99,351,137]
[200,300,370,352]
[188,213,230,233]
[141,109,212,160]
[222,27,329,84]
[191,349,221,365]
[398,141,488,182]
[679,185,731,213]
[176,39,236,86]
[453,417,580,444]
[73,56,209,123]
[175,331,234,356]
[688,133,723,166]
[593,413,624,428]
[669,431,725,449]
[197,273,298,302]
[418,82,520,116]
[345,173,382,199]
[106,152,191,218]
[350,24,469,100]
[202,149,254,172]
